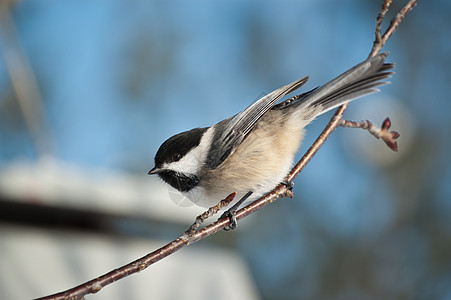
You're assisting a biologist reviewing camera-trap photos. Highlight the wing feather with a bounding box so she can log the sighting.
[205,76,309,169]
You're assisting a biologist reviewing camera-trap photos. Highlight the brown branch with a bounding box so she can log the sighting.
[286,104,349,182]
[35,1,418,299]
[35,191,282,300]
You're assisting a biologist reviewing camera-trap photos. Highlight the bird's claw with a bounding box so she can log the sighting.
[220,210,238,231]
[282,179,294,190]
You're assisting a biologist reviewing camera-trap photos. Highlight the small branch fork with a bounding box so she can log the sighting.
[369,0,418,58]
[35,1,418,299]
[185,192,236,236]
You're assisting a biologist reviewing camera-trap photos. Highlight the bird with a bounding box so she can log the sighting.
[148,52,394,229]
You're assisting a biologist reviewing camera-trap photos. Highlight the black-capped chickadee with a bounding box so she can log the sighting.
[149,52,394,226]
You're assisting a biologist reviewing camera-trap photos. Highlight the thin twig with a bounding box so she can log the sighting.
[339,117,400,151]
[369,0,418,58]
[370,0,393,58]
[35,1,418,299]
[185,192,236,236]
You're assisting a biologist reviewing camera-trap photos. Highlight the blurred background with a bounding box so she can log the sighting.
[1,0,450,299]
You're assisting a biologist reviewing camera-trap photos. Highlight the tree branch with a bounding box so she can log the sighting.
[369,0,418,58]
[35,1,418,299]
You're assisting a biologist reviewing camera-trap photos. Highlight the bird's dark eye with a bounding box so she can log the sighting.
[172,153,181,162]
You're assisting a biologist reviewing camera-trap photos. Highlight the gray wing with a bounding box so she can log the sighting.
[205,76,309,169]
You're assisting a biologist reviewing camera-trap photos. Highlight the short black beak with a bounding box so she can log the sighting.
[148,166,161,175]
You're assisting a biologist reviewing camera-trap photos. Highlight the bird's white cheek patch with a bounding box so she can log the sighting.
[162,127,215,175]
